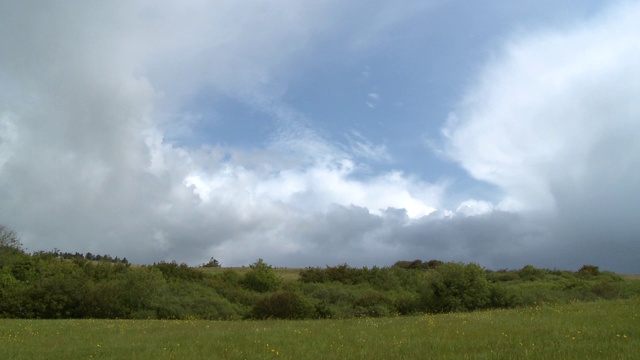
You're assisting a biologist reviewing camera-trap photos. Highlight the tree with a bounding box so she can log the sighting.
[578,264,600,276]
[0,225,21,250]
[202,257,222,268]
[518,264,544,281]
[241,259,280,292]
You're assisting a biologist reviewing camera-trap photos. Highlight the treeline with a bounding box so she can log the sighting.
[1,227,639,320]
[32,249,129,265]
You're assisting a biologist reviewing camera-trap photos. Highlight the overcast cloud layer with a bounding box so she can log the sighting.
[1,1,639,272]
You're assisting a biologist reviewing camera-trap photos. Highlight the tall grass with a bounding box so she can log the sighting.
[1,298,638,359]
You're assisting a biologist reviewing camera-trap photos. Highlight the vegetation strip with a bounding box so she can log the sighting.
[2,225,640,320]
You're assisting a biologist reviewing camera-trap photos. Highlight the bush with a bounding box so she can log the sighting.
[590,280,621,299]
[241,259,281,292]
[0,225,21,250]
[518,265,546,281]
[252,291,315,319]
[422,262,491,313]
[299,267,329,283]
[392,292,419,315]
[154,281,243,320]
[489,283,522,308]
[152,261,205,282]
[323,264,364,284]
[201,257,222,268]
[486,269,520,283]
[578,264,600,277]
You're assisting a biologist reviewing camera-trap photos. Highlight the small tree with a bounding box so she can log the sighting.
[241,259,280,292]
[0,225,21,250]
[518,265,544,281]
[202,257,222,268]
[578,264,600,276]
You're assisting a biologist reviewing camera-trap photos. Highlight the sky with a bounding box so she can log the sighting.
[1,1,639,272]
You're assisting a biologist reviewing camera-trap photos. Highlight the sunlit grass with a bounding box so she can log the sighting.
[1,298,638,359]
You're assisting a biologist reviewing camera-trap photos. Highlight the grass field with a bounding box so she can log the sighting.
[622,274,640,281]
[1,298,638,359]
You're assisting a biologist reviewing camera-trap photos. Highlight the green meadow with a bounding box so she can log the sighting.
[1,298,638,360]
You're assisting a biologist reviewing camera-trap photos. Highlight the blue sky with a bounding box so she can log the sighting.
[1,1,639,272]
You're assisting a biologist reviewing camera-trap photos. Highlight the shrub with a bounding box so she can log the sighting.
[299,267,329,283]
[486,269,520,283]
[578,264,600,277]
[393,292,419,315]
[152,261,205,282]
[323,264,364,284]
[489,283,522,308]
[354,290,393,317]
[590,280,621,299]
[241,259,280,292]
[201,257,222,268]
[518,265,545,281]
[422,262,491,313]
[252,291,316,319]
[0,225,21,250]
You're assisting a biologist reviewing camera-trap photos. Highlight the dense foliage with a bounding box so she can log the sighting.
[1,225,638,320]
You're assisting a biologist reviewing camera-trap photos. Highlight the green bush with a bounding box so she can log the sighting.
[152,261,205,282]
[590,280,621,299]
[299,267,329,283]
[241,259,281,293]
[422,263,491,313]
[81,280,128,318]
[154,281,243,320]
[489,283,522,308]
[486,269,520,282]
[518,265,546,281]
[353,290,394,317]
[392,292,420,315]
[0,225,21,250]
[578,264,600,277]
[251,291,316,319]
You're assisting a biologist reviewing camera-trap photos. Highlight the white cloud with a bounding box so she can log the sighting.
[441,1,640,271]
[443,2,640,213]
[456,200,493,216]
[0,1,442,266]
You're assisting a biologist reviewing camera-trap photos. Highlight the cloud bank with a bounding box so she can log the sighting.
[1,2,639,272]
[443,1,640,272]
[0,1,440,266]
